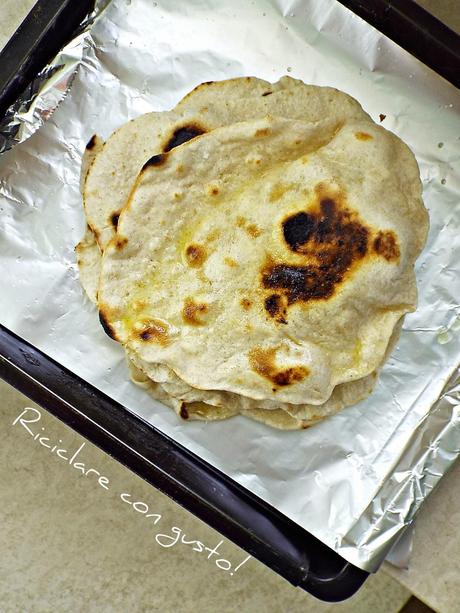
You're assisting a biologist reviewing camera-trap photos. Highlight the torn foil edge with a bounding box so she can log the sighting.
[0,0,110,155]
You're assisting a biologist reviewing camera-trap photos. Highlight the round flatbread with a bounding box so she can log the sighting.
[126,345,377,414]
[127,356,352,430]
[98,115,428,407]
[78,76,370,302]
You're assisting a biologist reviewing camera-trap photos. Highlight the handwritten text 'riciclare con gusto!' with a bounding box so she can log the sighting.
[12,407,252,576]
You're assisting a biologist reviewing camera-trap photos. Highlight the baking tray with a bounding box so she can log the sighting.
[0,0,458,602]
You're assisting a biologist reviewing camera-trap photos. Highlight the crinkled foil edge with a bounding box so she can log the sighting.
[341,362,460,570]
[0,0,111,154]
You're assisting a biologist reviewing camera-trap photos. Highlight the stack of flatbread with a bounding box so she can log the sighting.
[76,76,428,430]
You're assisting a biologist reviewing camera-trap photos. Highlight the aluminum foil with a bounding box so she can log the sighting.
[0,1,111,155]
[0,0,459,573]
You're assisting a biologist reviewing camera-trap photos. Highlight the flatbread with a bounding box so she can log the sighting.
[127,357,240,420]
[75,227,101,303]
[79,76,369,302]
[75,134,104,303]
[126,355,356,430]
[82,76,369,251]
[126,345,377,414]
[98,115,428,409]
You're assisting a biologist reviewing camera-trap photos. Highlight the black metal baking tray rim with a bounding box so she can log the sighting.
[0,0,459,603]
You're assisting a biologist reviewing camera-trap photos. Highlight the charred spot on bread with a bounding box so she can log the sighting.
[163,123,207,152]
[99,310,117,340]
[142,153,167,170]
[86,134,98,150]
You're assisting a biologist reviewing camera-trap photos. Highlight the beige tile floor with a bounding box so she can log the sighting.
[0,0,458,611]
[417,0,460,32]
[0,0,37,51]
